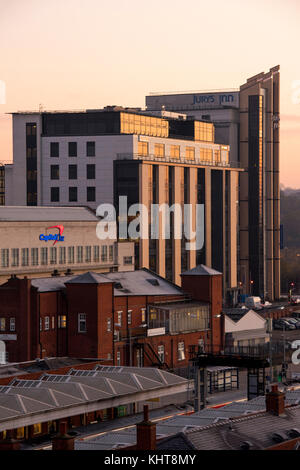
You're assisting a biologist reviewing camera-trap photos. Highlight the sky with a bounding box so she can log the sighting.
[0,0,299,187]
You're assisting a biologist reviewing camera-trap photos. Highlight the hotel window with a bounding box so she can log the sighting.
[69,187,77,202]
[87,186,96,202]
[50,247,57,265]
[170,145,180,159]
[109,245,114,262]
[11,249,19,267]
[87,164,95,179]
[77,246,83,263]
[141,308,146,323]
[41,248,48,265]
[21,248,29,267]
[101,245,108,262]
[127,310,132,325]
[178,341,185,361]
[93,246,99,262]
[158,345,165,363]
[51,165,59,180]
[138,141,148,156]
[154,143,165,158]
[123,256,133,265]
[117,311,122,326]
[58,315,67,328]
[51,187,60,202]
[52,316,55,329]
[68,164,77,180]
[85,246,91,262]
[50,142,59,158]
[31,248,39,266]
[87,141,95,157]
[68,142,77,157]
[78,313,87,333]
[59,247,66,264]
[45,316,50,331]
[68,246,75,264]
[10,318,15,332]
[1,249,9,268]
[186,146,195,160]
[107,318,111,332]
[0,318,5,331]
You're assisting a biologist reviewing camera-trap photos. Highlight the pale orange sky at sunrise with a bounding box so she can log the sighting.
[0,0,300,187]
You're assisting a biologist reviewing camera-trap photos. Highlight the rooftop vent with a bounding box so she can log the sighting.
[288,428,300,438]
[114,282,123,289]
[146,279,160,286]
[240,441,254,451]
[271,432,286,443]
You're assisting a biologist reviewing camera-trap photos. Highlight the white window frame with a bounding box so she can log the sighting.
[78,313,87,333]
[44,316,50,331]
[178,341,185,361]
[158,345,165,363]
[107,318,111,332]
[127,310,132,325]
[10,317,15,332]
[116,311,122,327]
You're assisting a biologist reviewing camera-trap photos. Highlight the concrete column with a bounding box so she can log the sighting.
[157,165,167,278]
[188,167,197,270]
[139,163,150,269]
[205,168,212,267]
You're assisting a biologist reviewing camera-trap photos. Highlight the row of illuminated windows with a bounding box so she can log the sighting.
[50,164,96,180]
[138,141,224,162]
[120,113,169,138]
[51,186,96,202]
[112,308,146,331]
[50,141,95,157]
[156,341,186,363]
[0,317,15,332]
[0,246,114,268]
[39,315,67,331]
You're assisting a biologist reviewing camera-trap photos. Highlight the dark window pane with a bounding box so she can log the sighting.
[86,164,95,179]
[87,187,95,202]
[51,187,60,202]
[51,165,59,180]
[68,164,77,179]
[68,142,77,157]
[50,142,59,157]
[69,187,77,202]
[87,141,95,157]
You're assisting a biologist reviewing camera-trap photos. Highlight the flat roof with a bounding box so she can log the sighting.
[0,206,99,222]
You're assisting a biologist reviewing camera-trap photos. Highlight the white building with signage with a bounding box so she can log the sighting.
[0,206,134,283]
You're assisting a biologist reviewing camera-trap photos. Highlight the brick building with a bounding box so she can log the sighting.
[0,265,223,366]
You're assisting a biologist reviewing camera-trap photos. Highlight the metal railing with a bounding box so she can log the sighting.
[117,153,241,169]
[189,342,287,360]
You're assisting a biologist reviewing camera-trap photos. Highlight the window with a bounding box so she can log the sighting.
[109,245,114,262]
[117,311,122,326]
[51,165,59,180]
[11,249,19,267]
[93,246,99,262]
[170,145,180,159]
[116,351,121,366]
[41,248,48,265]
[127,310,132,325]
[50,247,57,265]
[123,256,133,265]
[68,164,77,180]
[21,248,29,266]
[59,247,66,264]
[86,164,95,179]
[141,308,146,323]
[51,316,55,329]
[77,246,83,263]
[68,142,77,157]
[1,249,9,268]
[107,318,111,332]
[16,427,25,439]
[85,246,91,262]
[68,246,74,264]
[186,146,195,160]
[33,423,42,435]
[50,142,59,158]
[78,313,87,333]
[51,187,60,202]
[154,143,165,158]
[178,341,185,361]
[10,317,15,332]
[138,141,148,156]
[87,141,95,157]
[45,316,50,331]
[31,248,39,266]
[58,315,67,328]
[101,245,108,262]
[69,187,77,202]
[40,318,42,331]
[0,318,5,331]
[87,186,96,202]
[158,345,165,363]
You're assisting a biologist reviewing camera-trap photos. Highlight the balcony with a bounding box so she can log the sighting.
[117,153,241,169]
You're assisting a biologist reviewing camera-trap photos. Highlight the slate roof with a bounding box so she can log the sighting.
[181,264,222,276]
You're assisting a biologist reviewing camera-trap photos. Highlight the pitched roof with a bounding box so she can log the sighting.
[65,272,112,285]
[181,264,222,276]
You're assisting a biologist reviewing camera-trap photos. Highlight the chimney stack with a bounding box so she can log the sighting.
[266,384,285,416]
[136,405,156,450]
[52,421,75,450]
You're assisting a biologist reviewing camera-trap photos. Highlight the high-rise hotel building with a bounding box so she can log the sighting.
[146,66,280,300]
[5,108,241,302]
